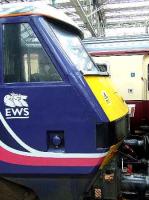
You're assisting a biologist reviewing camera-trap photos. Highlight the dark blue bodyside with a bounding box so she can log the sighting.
[0,15,110,200]
[0,16,108,159]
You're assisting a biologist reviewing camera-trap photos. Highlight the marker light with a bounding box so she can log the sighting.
[52,135,62,147]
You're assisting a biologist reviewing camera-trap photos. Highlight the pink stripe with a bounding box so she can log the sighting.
[0,147,105,167]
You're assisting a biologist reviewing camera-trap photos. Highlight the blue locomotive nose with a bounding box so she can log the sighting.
[0,2,128,174]
[0,2,128,200]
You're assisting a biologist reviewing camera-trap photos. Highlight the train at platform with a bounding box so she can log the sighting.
[0,2,149,200]
[0,2,129,200]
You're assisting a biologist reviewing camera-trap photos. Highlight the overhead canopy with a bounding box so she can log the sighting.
[55,0,149,37]
[0,0,149,38]
[0,1,83,38]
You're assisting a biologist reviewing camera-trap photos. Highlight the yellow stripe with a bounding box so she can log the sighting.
[84,76,128,122]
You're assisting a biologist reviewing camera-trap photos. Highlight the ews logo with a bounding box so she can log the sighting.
[4,93,29,119]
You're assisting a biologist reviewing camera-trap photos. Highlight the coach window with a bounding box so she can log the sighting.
[3,23,62,83]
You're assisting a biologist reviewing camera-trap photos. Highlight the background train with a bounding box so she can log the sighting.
[84,36,149,134]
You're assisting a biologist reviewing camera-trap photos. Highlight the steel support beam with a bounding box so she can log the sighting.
[70,0,97,36]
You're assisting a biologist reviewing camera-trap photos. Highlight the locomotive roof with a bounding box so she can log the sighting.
[83,35,149,56]
[0,1,83,38]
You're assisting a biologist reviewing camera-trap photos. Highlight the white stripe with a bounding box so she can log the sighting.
[6,117,29,119]
[0,140,107,158]
[0,112,108,158]
[0,112,40,153]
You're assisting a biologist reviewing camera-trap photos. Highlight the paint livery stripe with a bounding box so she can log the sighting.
[0,147,106,167]
[0,102,108,167]
[0,112,39,153]
[0,113,108,167]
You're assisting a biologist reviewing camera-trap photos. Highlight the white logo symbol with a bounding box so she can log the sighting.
[4,93,29,119]
[4,93,28,108]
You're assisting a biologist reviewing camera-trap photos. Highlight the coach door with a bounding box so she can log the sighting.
[147,63,149,100]
[142,55,149,101]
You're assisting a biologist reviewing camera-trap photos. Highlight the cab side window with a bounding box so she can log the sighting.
[3,23,62,83]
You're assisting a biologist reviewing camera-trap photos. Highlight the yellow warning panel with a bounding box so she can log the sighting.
[84,75,128,122]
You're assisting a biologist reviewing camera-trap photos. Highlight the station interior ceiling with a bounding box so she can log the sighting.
[0,0,149,38]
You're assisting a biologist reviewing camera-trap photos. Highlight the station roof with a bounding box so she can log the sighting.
[0,0,149,38]
[55,0,149,37]
[0,1,83,37]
